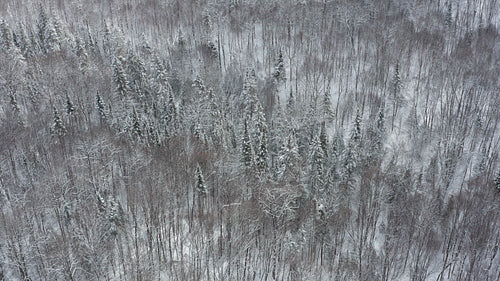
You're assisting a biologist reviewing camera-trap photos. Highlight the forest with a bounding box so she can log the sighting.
[0,0,499,280]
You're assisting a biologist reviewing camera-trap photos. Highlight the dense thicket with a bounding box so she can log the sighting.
[0,0,499,280]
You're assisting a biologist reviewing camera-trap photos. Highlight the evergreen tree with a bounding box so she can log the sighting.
[278,131,301,183]
[131,108,143,140]
[322,91,334,123]
[351,109,362,146]
[286,89,295,115]
[65,93,74,114]
[104,196,124,237]
[126,51,146,96]
[113,56,129,96]
[445,2,453,27]
[96,92,107,124]
[309,135,326,196]
[273,48,285,82]
[36,5,49,51]
[51,108,67,137]
[0,20,24,63]
[367,106,385,162]
[9,92,20,113]
[475,146,488,175]
[242,120,254,168]
[0,20,14,51]
[195,164,208,195]
[74,36,89,71]
[319,122,328,159]
[153,56,171,95]
[44,21,60,53]
[377,106,385,133]
[343,145,356,182]
[14,24,32,58]
[331,130,345,163]
[494,170,500,192]
[343,110,362,181]
[392,64,402,98]
[391,63,403,130]
[242,69,259,120]
[256,126,269,173]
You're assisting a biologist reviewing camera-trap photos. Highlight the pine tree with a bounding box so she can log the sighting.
[278,131,301,183]
[377,107,385,133]
[14,24,32,58]
[351,109,362,146]
[286,89,295,114]
[367,106,385,161]
[126,51,146,95]
[343,145,356,182]
[242,69,259,120]
[392,64,402,98]
[131,108,143,140]
[331,130,344,163]
[66,93,75,115]
[494,170,500,191]
[445,2,453,27]
[273,48,285,82]
[475,146,488,175]
[195,164,208,195]
[391,63,403,130]
[36,5,49,51]
[51,108,67,137]
[322,92,334,122]
[9,92,20,113]
[44,21,60,54]
[154,56,171,95]
[256,126,269,172]
[96,92,107,124]
[74,36,89,71]
[242,120,254,168]
[0,20,14,51]
[309,135,326,196]
[113,56,129,96]
[0,20,24,63]
[344,111,362,181]
[319,122,328,159]
[104,196,124,237]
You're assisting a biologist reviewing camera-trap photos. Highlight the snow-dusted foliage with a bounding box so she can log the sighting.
[0,1,499,280]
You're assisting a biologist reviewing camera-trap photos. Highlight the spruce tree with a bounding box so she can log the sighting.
[256,126,269,172]
[310,135,325,196]
[36,5,48,51]
[44,21,60,53]
[273,48,285,82]
[66,93,75,115]
[351,109,362,146]
[242,69,259,120]
[0,20,14,51]
[126,51,146,95]
[286,89,295,115]
[445,2,453,27]
[195,164,208,195]
[322,92,334,123]
[96,92,107,124]
[51,108,67,137]
[494,170,500,192]
[113,56,129,96]
[279,131,301,182]
[131,108,143,140]
[319,122,328,159]
[9,92,20,113]
[242,120,254,168]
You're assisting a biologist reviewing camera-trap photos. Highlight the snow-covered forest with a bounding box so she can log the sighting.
[0,0,499,280]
